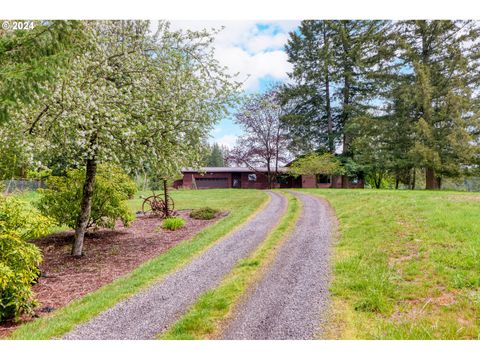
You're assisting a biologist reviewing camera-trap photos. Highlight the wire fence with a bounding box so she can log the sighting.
[2,179,45,194]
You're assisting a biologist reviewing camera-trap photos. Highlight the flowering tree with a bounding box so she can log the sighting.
[17,21,238,256]
[229,88,290,188]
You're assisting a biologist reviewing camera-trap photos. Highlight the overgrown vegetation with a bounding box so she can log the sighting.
[190,207,219,220]
[162,217,186,231]
[0,195,52,321]
[300,189,480,340]
[161,192,300,340]
[37,164,136,232]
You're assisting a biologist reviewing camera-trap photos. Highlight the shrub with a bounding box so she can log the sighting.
[0,196,52,321]
[189,207,219,220]
[37,164,136,230]
[161,217,186,231]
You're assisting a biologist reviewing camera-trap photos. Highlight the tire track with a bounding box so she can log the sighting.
[222,192,333,340]
[64,191,287,340]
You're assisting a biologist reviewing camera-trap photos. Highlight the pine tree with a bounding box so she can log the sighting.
[395,20,480,189]
[282,21,336,154]
[206,143,225,167]
[282,20,393,156]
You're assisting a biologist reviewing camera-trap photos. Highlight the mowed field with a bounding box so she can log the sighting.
[299,189,480,339]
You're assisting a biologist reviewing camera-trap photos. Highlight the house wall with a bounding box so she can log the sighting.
[343,177,365,189]
[301,175,317,188]
[182,172,233,189]
[330,175,343,188]
[181,171,365,189]
[240,172,272,189]
[330,175,364,189]
[300,175,365,189]
[182,173,194,188]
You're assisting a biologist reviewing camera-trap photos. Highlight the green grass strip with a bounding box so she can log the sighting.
[160,192,301,340]
[8,192,268,340]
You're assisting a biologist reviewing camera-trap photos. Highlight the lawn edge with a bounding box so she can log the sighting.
[159,191,301,340]
[7,191,270,340]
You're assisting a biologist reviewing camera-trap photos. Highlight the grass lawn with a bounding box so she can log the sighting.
[11,188,246,213]
[299,189,480,340]
[8,189,268,339]
[160,191,300,340]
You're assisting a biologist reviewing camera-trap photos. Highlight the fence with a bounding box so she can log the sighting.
[2,179,45,194]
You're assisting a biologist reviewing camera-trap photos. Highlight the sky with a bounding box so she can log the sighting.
[169,21,301,148]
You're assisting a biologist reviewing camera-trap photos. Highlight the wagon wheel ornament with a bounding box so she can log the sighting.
[141,180,176,218]
[142,194,175,218]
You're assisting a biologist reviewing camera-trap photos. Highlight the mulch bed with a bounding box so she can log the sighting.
[0,210,220,338]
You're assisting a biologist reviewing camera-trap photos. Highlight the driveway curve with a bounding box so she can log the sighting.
[64,191,287,340]
[222,192,333,340]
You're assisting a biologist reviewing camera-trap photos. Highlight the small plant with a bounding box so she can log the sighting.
[189,207,219,220]
[162,217,186,231]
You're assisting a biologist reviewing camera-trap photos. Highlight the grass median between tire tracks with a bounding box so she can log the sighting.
[160,191,301,340]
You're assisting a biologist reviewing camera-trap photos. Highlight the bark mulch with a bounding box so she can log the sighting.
[0,210,219,338]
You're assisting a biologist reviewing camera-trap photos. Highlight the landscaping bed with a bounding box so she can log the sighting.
[0,210,219,337]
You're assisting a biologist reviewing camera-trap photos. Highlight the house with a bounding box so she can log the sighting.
[178,167,364,189]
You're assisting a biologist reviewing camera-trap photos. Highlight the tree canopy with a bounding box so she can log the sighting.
[1,20,239,255]
[282,20,480,189]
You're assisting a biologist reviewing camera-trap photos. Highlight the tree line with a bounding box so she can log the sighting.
[280,20,480,189]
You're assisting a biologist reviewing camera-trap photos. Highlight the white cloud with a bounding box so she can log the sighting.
[167,20,300,91]
[215,134,238,149]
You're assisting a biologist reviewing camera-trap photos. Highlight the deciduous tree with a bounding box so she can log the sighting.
[17,21,238,256]
[229,88,290,188]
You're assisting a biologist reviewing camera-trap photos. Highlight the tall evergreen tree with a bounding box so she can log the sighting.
[394,20,480,189]
[281,21,336,154]
[205,143,225,167]
[282,20,393,156]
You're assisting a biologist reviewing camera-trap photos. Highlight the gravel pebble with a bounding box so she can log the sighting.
[64,191,286,340]
[222,192,333,340]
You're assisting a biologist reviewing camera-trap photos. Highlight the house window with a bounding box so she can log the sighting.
[349,176,359,184]
[316,174,331,184]
[248,173,257,182]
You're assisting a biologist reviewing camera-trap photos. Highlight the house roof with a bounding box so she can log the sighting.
[182,167,289,173]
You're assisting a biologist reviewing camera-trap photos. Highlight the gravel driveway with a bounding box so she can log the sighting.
[222,192,333,340]
[64,191,286,340]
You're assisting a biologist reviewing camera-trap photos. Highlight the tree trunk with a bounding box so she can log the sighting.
[323,26,334,154]
[267,163,272,189]
[425,167,440,190]
[411,168,416,190]
[375,174,382,189]
[163,179,169,218]
[72,157,97,257]
[395,176,400,190]
[342,74,350,154]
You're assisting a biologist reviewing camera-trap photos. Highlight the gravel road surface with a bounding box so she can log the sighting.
[222,192,333,340]
[64,191,286,340]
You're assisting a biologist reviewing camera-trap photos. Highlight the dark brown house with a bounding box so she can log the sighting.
[178,167,364,189]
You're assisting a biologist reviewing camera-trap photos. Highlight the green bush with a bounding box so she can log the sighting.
[37,164,136,230]
[189,207,219,220]
[0,196,52,321]
[161,217,186,231]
